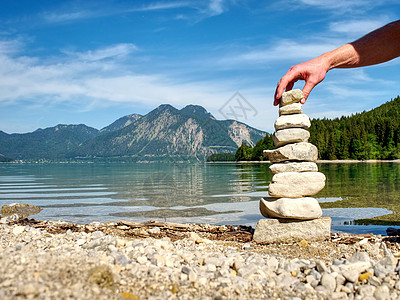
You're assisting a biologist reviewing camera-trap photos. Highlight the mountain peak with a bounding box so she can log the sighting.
[158,104,175,110]
[180,105,216,120]
[151,104,179,114]
[100,113,142,134]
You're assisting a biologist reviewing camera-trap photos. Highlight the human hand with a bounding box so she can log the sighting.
[274,57,329,106]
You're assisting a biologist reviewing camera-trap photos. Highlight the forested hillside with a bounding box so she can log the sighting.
[235,134,274,161]
[310,96,400,160]
[235,96,400,161]
[0,125,100,160]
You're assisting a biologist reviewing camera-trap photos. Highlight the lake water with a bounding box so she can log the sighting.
[0,162,399,235]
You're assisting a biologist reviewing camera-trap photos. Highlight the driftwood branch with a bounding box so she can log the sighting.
[118,220,190,230]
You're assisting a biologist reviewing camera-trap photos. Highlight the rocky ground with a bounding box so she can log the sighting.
[1,217,400,299]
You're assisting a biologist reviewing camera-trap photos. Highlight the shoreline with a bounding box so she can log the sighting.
[318,159,400,164]
[208,159,400,164]
[1,218,400,299]
[3,159,400,164]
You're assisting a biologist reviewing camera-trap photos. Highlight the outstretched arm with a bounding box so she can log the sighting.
[274,20,400,106]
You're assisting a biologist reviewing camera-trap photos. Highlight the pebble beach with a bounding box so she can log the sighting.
[2,218,400,299]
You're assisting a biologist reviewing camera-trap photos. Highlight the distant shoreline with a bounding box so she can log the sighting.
[3,159,400,164]
[208,159,400,164]
[318,159,400,163]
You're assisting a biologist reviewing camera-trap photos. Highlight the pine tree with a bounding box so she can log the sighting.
[235,142,249,161]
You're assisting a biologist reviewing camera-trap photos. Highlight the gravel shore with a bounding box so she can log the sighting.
[1,219,400,299]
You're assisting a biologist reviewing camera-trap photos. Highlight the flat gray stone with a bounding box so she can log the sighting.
[320,273,336,292]
[268,172,326,198]
[273,128,310,147]
[263,142,318,163]
[253,217,331,243]
[279,103,302,115]
[2,203,42,218]
[259,197,322,220]
[279,89,304,106]
[274,114,311,131]
[269,162,318,175]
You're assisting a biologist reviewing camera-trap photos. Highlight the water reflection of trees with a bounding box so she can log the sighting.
[111,162,400,216]
[318,163,400,208]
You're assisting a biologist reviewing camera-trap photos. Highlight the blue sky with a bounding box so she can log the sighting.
[1,0,400,133]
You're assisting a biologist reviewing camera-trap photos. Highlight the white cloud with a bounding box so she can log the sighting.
[135,2,191,12]
[328,68,397,86]
[42,11,92,23]
[0,37,280,133]
[0,54,83,101]
[323,83,386,100]
[329,19,389,36]
[298,0,375,11]
[41,1,218,24]
[218,38,342,67]
[208,0,225,16]
[0,39,25,55]
[0,40,230,109]
[65,43,139,62]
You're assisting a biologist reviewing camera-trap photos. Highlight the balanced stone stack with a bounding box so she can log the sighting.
[253,89,331,243]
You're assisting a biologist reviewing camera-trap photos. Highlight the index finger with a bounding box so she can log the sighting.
[274,68,302,104]
[274,78,288,103]
[274,77,296,106]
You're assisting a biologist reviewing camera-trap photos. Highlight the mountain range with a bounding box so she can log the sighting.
[0,104,266,161]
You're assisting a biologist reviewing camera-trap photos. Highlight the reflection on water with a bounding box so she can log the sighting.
[0,162,399,234]
[318,163,400,201]
[0,163,270,223]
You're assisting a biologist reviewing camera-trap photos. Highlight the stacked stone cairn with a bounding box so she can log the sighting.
[253,89,331,243]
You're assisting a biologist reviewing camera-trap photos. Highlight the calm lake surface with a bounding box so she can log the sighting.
[1,162,399,235]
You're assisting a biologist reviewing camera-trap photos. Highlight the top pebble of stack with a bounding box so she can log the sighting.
[280,89,304,106]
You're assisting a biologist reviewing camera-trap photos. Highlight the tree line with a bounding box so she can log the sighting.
[234,96,400,161]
